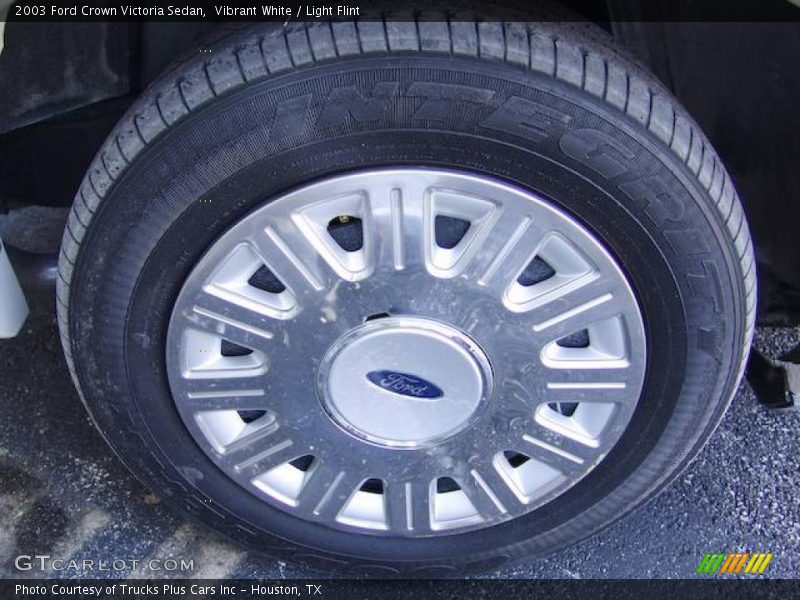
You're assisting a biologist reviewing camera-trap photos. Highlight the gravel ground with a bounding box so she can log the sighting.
[0,261,798,580]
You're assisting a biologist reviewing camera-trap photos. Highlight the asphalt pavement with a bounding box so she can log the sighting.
[0,254,798,580]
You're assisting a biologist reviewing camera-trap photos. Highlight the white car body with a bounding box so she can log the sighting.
[0,235,28,338]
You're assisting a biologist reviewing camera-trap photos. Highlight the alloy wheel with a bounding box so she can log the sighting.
[166,168,646,536]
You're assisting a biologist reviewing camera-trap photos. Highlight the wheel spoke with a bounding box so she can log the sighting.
[383,480,413,533]
[525,417,606,454]
[184,291,277,350]
[465,210,549,295]
[249,224,329,298]
[294,465,362,521]
[405,480,434,534]
[181,387,267,411]
[524,276,627,342]
[225,435,300,479]
[502,361,636,406]
[519,432,593,477]
[365,178,428,271]
[542,378,633,404]
[457,467,513,520]
[470,456,525,510]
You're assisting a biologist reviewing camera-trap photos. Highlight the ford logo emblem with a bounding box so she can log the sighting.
[366,370,444,400]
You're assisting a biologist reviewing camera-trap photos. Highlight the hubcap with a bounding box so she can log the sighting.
[319,316,492,448]
[166,168,647,536]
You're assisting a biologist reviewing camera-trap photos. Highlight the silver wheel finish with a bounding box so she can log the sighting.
[166,168,646,537]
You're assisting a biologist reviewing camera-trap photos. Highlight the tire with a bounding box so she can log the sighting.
[57,19,756,576]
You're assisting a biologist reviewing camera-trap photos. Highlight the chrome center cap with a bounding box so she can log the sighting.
[318,316,493,448]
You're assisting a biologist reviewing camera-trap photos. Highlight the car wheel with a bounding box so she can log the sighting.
[57,20,755,575]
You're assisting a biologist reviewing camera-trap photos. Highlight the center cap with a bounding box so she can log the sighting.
[318,316,493,448]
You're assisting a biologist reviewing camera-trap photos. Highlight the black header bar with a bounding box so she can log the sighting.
[5,0,800,22]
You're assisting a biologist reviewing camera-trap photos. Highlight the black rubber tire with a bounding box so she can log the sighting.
[57,20,756,576]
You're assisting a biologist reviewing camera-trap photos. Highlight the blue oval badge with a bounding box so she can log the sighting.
[366,370,444,400]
